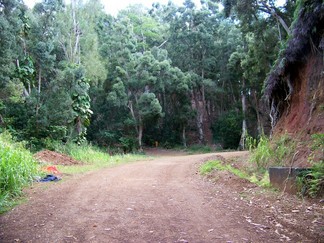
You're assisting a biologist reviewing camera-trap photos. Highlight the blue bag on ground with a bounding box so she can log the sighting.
[39,174,61,182]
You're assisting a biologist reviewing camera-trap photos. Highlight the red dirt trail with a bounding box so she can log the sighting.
[0,151,322,242]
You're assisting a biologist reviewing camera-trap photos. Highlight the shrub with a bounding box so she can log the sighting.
[249,133,296,170]
[187,144,213,154]
[212,110,242,149]
[249,135,273,169]
[298,133,324,198]
[0,131,38,211]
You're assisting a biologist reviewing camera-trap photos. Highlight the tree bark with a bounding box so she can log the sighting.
[182,125,187,148]
[239,79,248,149]
[138,121,143,150]
[38,68,42,94]
[253,89,264,135]
[259,1,291,35]
[71,0,80,64]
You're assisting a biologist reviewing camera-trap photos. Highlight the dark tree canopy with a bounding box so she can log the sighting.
[0,0,306,151]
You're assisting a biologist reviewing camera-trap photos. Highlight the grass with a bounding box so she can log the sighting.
[0,131,38,213]
[0,137,147,213]
[48,141,147,175]
[200,160,270,187]
[297,133,324,198]
[57,154,147,175]
[248,134,297,169]
[186,144,224,154]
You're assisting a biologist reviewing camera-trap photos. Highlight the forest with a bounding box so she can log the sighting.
[0,0,304,151]
[1,1,324,238]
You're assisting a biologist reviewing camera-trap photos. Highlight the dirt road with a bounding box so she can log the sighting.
[0,151,322,242]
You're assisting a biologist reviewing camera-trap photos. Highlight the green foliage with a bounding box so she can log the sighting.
[187,144,213,154]
[200,159,270,187]
[71,77,93,144]
[0,132,38,212]
[0,0,298,151]
[200,160,222,175]
[245,135,258,151]
[16,55,36,90]
[212,110,242,149]
[51,141,146,175]
[119,136,138,153]
[138,93,162,121]
[298,162,324,198]
[249,134,296,169]
[298,133,324,198]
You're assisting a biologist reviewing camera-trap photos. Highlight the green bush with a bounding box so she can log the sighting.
[249,134,296,169]
[187,144,213,154]
[212,110,242,149]
[249,135,273,169]
[0,131,38,212]
[298,133,324,198]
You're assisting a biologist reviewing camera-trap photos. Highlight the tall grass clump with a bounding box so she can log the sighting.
[0,132,38,212]
[248,136,273,169]
[50,141,147,175]
[54,142,111,164]
[248,134,296,170]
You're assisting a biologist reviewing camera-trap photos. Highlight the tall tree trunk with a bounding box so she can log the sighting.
[192,91,205,144]
[38,68,42,94]
[239,79,248,149]
[182,125,187,148]
[197,69,206,144]
[260,1,291,35]
[138,120,143,151]
[76,116,82,136]
[197,101,204,144]
[71,0,80,64]
[253,89,264,135]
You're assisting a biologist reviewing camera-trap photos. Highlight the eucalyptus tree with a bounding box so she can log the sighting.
[0,0,25,90]
[219,0,295,36]
[163,0,217,144]
[219,0,296,140]
[162,0,243,145]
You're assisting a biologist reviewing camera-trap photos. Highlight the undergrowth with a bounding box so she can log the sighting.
[298,133,324,198]
[200,160,270,187]
[247,133,323,198]
[51,142,147,175]
[247,133,296,169]
[0,132,38,213]
[186,144,224,154]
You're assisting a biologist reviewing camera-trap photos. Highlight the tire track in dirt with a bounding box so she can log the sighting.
[0,151,314,242]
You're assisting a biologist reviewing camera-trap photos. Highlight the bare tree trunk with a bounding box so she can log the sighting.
[239,79,248,149]
[71,0,80,64]
[196,68,206,144]
[138,120,143,150]
[0,114,4,127]
[76,116,82,136]
[253,90,264,135]
[182,125,187,148]
[38,69,42,94]
[259,1,291,35]
[197,102,204,144]
[127,100,138,134]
